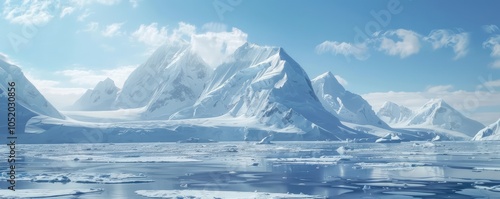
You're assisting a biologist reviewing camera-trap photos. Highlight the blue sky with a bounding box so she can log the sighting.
[1,0,499,124]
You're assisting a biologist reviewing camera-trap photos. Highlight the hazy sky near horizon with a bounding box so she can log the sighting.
[0,0,499,124]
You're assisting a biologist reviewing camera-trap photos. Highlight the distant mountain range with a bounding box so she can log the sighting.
[377,99,485,137]
[0,39,495,143]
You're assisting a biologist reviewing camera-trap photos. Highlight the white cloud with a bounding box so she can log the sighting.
[2,0,55,25]
[426,85,453,93]
[482,24,499,34]
[334,75,348,87]
[71,0,121,7]
[129,0,139,8]
[202,22,228,32]
[132,22,247,67]
[315,41,369,60]
[378,29,421,58]
[131,23,169,48]
[95,0,121,5]
[424,29,469,59]
[191,27,248,67]
[23,64,136,109]
[172,22,196,41]
[102,22,124,37]
[77,9,91,21]
[24,72,87,109]
[83,21,99,32]
[470,112,500,126]
[483,35,500,68]
[60,7,75,18]
[56,65,136,88]
[1,0,123,26]
[483,35,500,57]
[482,79,500,88]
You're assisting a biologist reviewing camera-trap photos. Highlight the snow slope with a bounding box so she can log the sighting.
[312,72,389,128]
[71,78,120,111]
[472,119,500,141]
[0,59,64,133]
[377,101,414,125]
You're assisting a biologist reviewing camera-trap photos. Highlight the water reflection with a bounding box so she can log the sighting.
[2,141,500,198]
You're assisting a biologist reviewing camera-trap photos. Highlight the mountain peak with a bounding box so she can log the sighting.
[408,98,485,137]
[317,71,335,79]
[377,101,414,125]
[381,101,399,108]
[312,71,345,93]
[104,77,113,82]
[71,77,120,111]
[431,98,444,103]
[94,78,118,92]
[421,98,453,111]
[312,71,389,128]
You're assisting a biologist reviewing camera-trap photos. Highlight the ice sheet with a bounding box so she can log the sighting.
[135,190,326,199]
[0,188,103,198]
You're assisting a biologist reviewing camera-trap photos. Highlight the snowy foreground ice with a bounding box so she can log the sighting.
[1,141,500,198]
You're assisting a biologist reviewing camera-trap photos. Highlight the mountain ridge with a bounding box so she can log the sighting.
[312,71,389,128]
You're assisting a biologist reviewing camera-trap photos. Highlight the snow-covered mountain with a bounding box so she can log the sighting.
[377,99,484,138]
[377,101,414,125]
[21,42,376,143]
[114,41,192,109]
[169,43,367,140]
[472,119,500,141]
[407,99,484,137]
[0,59,65,133]
[71,78,120,111]
[142,46,212,119]
[311,72,389,128]
[113,41,212,119]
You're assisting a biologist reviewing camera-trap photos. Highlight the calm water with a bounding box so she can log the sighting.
[1,141,500,198]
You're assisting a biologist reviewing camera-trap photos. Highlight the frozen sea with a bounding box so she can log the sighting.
[1,141,500,198]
